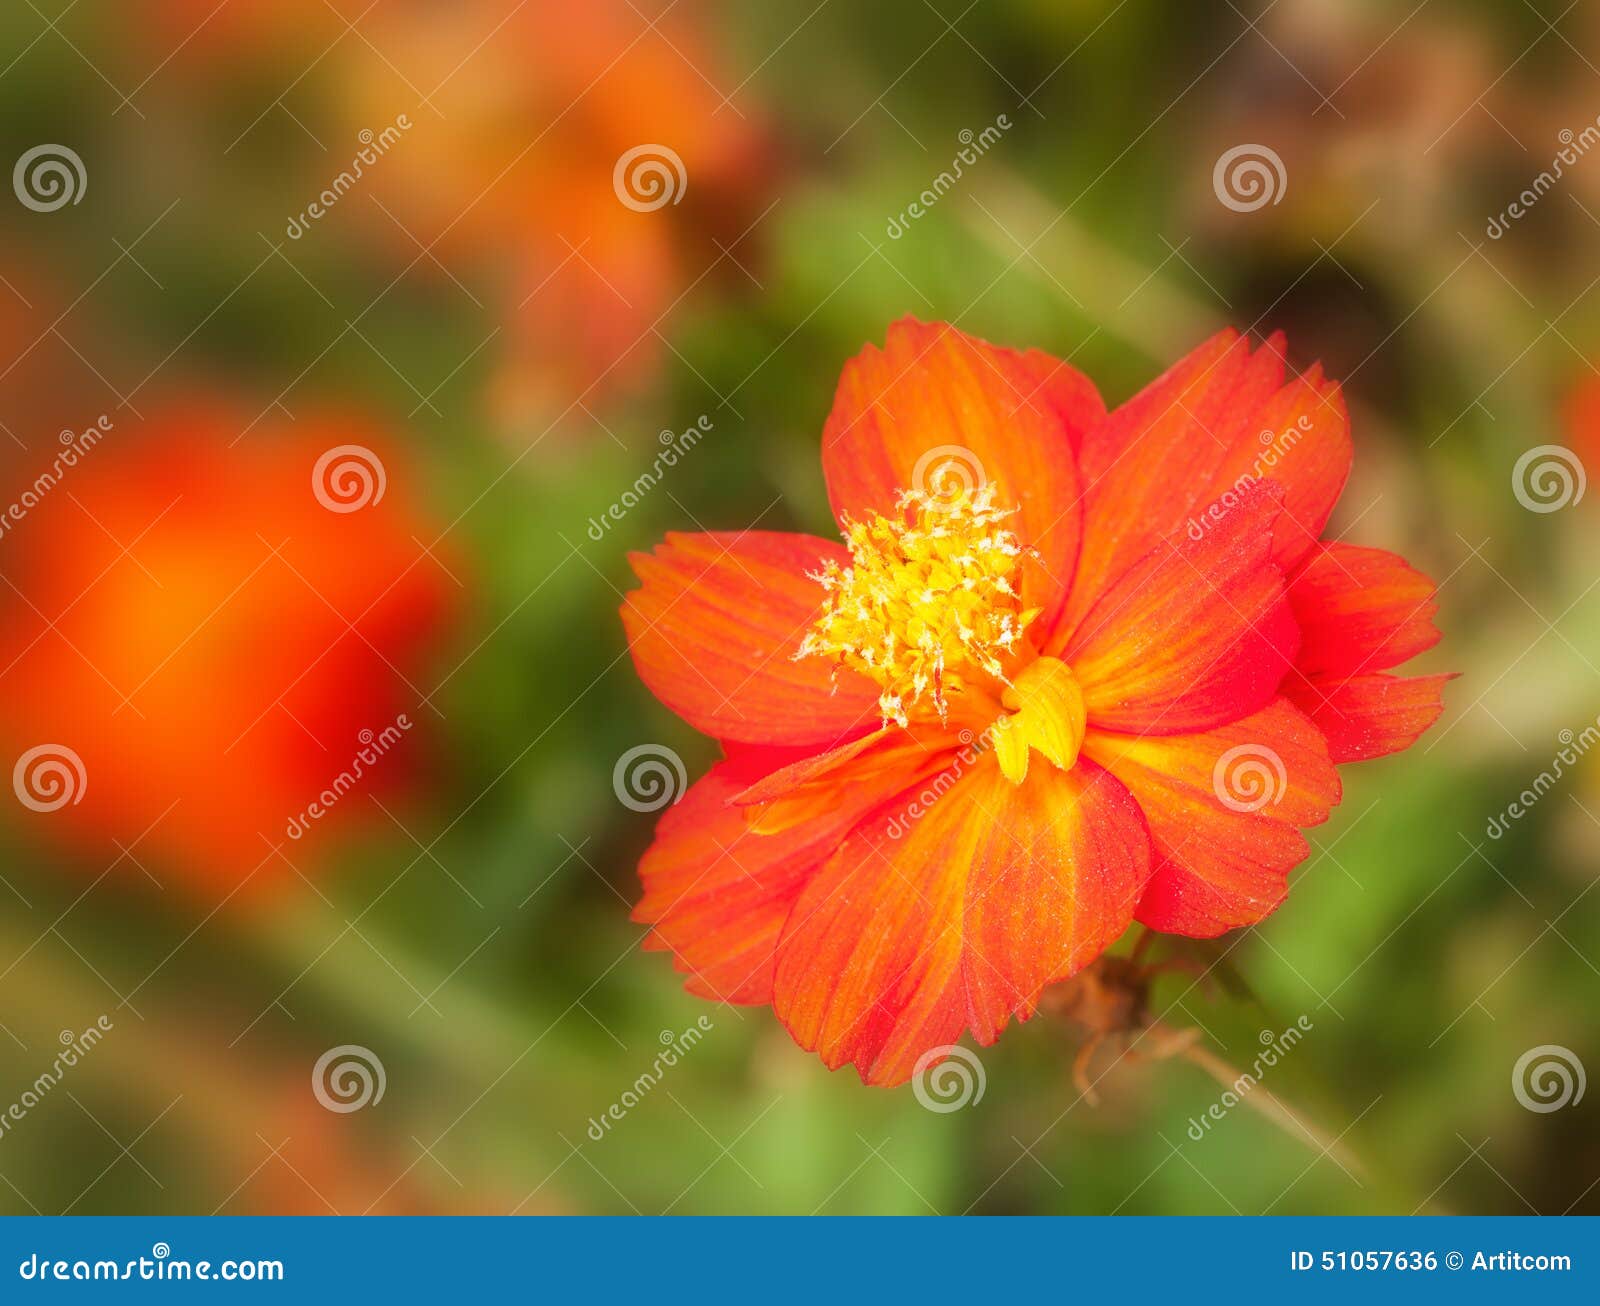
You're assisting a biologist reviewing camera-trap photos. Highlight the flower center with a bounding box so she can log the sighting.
[797,484,1038,727]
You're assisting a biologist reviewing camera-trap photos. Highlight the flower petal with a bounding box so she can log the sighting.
[633,744,932,1004]
[1287,672,1452,763]
[622,531,880,746]
[1083,699,1341,937]
[1288,542,1441,678]
[1012,344,1108,458]
[963,758,1153,1039]
[1052,329,1350,645]
[1282,543,1448,762]
[732,722,962,833]
[772,753,1151,1086]
[1061,480,1300,734]
[820,317,1103,633]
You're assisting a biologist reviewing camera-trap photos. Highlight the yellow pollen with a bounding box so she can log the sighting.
[796,483,1038,726]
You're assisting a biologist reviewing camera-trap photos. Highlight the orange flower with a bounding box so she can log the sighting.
[621,319,1450,1086]
[139,0,776,425]
[1561,369,1600,484]
[343,0,776,426]
[0,403,454,891]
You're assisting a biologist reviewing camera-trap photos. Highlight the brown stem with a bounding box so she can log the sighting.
[1161,1022,1367,1179]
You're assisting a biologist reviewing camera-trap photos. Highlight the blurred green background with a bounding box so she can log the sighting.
[0,0,1595,1215]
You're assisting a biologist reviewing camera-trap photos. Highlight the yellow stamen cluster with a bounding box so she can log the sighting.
[796,483,1037,726]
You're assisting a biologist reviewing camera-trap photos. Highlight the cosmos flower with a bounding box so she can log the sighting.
[622,318,1449,1086]
[0,403,454,890]
[138,0,776,429]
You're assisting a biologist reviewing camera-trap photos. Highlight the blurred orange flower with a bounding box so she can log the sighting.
[241,1080,545,1215]
[1561,369,1600,483]
[0,403,455,890]
[355,1,775,426]
[144,0,776,427]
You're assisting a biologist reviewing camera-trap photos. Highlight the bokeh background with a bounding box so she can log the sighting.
[0,0,1596,1216]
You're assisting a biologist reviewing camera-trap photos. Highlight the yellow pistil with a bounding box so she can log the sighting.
[796,483,1038,726]
[989,657,1086,785]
